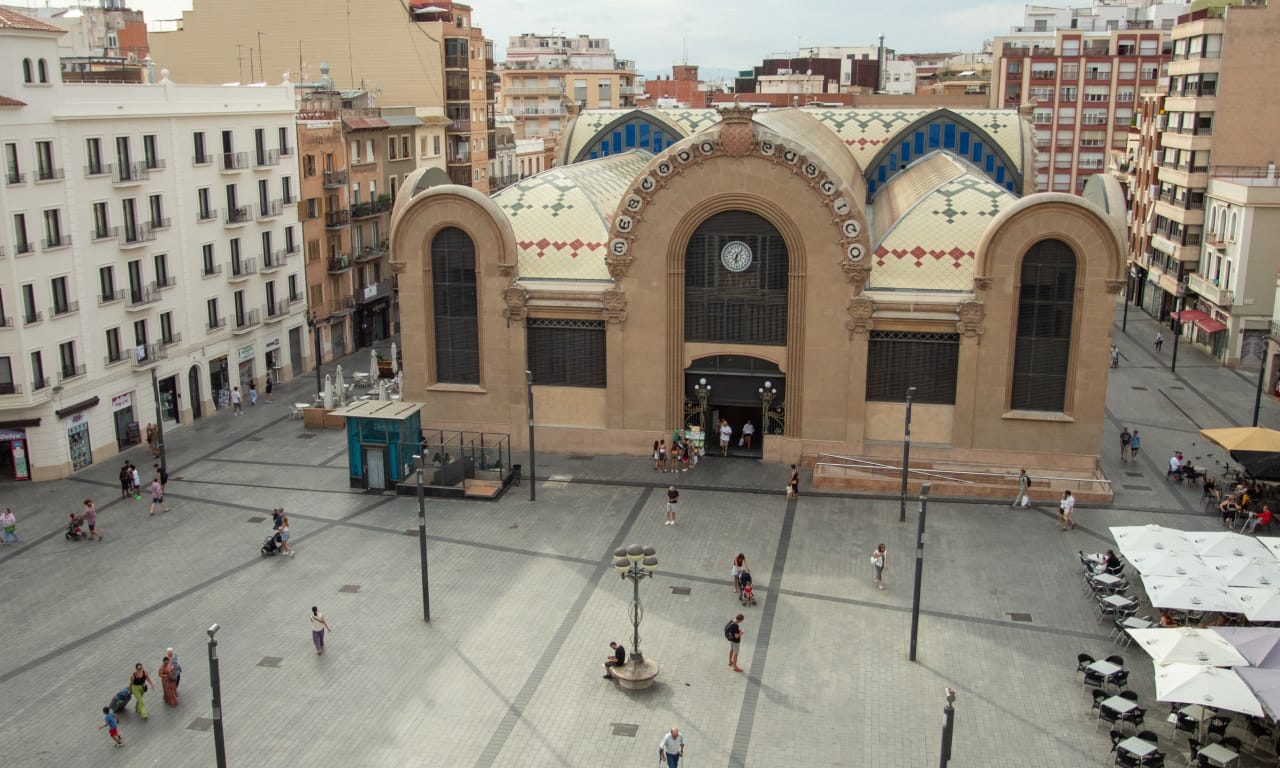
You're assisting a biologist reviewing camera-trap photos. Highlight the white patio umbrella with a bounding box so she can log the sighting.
[1235,667,1280,719]
[335,365,345,406]
[377,380,387,401]
[1127,550,1216,578]
[1204,556,1280,588]
[1154,664,1265,717]
[390,341,399,374]
[1231,588,1280,622]
[1127,627,1248,666]
[1111,525,1196,558]
[1190,531,1274,561]
[1143,575,1241,613]
[322,374,333,409]
[1212,627,1280,668]
[1257,537,1280,562]
[369,348,379,383]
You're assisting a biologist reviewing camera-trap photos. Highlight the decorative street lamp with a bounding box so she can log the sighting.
[693,378,712,430]
[758,380,777,435]
[610,544,661,689]
[899,386,917,523]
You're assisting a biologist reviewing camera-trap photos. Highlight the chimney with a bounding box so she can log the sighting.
[877,34,886,93]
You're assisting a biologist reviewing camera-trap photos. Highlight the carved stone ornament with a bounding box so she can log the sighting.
[845,295,874,335]
[605,249,634,280]
[390,259,407,275]
[502,284,529,322]
[497,261,516,278]
[973,275,993,292]
[841,259,870,288]
[601,288,628,324]
[1105,278,1126,294]
[956,300,986,337]
[719,121,754,157]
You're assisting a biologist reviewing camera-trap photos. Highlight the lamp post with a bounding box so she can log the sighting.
[206,623,227,768]
[411,455,432,622]
[306,311,323,396]
[1122,264,1136,333]
[150,367,167,477]
[526,370,536,502]
[758,380,777,437]
[939,687,957,768]
[899,387,917,523]
[1254,342,1269,427]
[693,377,712,431]
[1171,287,1185,374]
[909,482,931,662]
[613,544,658,662]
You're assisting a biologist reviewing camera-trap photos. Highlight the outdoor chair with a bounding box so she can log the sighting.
[1136,730,1158,743]
[1246,719,1273,750]
[1098,599,1122,621]
[1143,750,1165,767]
[1084,667,1108,690]
[1090,688,1109,714]
[1113,750,1140,768]
[1097,706,1123,732]
[1120,690,1140,702]
[1109,669,1131,690]
[1106,655,1126,667]
[1111,616,1132,644]
[1207,717,1231,741]
[1175,714,1199,737]
[1219,736,1242,752]
[1186,738,1203,761]
[1109,728,1125,752]
[1121,707,1147,730]
[1077,653,1096,680]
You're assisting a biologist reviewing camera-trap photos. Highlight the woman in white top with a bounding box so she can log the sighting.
[731,553,748,592]
[310,606,332,655]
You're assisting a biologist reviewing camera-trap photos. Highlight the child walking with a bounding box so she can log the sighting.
[99,707,123,747]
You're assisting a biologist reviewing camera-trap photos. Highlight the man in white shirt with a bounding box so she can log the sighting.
[719,420,732,457]
[1169,453,1182,475]
[1059,490,1076,531]
[658,727,684,768]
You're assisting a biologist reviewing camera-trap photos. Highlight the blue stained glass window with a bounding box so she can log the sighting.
[914,131,925,155]
[639,123,650,143]
[958,132,970,155]
[944,124,956,148]
[928,124,941,147]
[625,123,636,146]
[900,141,911,164]
[611,132,622,154]
[654,132,664,151]
[973,142,984,162]
[995,166,1006,184]
[985,155,995,173]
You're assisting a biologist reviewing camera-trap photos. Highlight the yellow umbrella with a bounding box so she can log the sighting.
[1200,427,1280,453]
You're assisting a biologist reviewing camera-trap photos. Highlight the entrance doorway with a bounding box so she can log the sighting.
[188,366,202,420]
[158,374,179,428]
[685,354,785,458]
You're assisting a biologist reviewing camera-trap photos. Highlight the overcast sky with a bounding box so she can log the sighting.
[17,0,1027,78]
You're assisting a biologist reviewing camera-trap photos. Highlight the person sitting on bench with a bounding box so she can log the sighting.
[1221,497,1241,529]
[602,641,626,679]
[1168,452,1183,480]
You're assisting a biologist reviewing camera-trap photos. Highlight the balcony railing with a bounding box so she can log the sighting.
[1271,321,1280,345]
[156,276,177,290]
[328,254,353,274]
[354,243,387,262]
[126,284,160,309]
[132,342,166,367]
[91,225,119,242]
[356,278,395,305]
[42,234,72,250]
[224,206,252,226]
[325,210,351,229]
[280,144,294,157]
[112,162,149,185]
[265,299,290,320]
[257,199,284,219]
[261,250,286,271]
[351,199,392,219]
[143,157,166,172]
[197,206,217,222]
[233,308,262,333]
[104,350,129,366]
[160,332,182,347]
[150,217,171,230]
[202,262,223,277]
[58,364,87,382]
[15,240,34,256]
[220,152,249,172]
[99,289,125,305]
[6,171,26,185]
[193,152,212,166]
[50,300,79,318]
[31,376,50,391]
[0,315,12,328]
[119,224,155,247]
[329,296,355,315]
[1187,272,1234,307]
[254,148,281,167]
[35,166,65,182]
[207,316,226,332]
[23,310,43,326]
[229,258,259,280]
[323,169,348,187]
[0,382,19,395]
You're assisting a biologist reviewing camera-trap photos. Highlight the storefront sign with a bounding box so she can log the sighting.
[238,344,255,362]
[265,337,280,352]
[0,429,26,441]
[111,392,133,412]
[11,440,29,480]
[67,413,92,471]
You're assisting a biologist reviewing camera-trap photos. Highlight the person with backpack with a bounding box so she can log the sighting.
[153,464,169,494]
[725,613,744,673]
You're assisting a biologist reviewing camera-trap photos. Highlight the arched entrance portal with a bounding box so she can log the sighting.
[685,355,784,457]
[188,366,202,420]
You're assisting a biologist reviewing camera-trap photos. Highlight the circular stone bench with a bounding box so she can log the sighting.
[608,656,660,690]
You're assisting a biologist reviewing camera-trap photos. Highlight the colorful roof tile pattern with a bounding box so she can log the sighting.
[493,151,651,281]
[869,153,1015,293]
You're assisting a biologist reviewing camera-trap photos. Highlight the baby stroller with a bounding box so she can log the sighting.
[65,515,86,541]
[737,570,756,607]
[108,688,132,714]
[260,533,282,556]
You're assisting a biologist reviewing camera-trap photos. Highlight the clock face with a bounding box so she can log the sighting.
[720,240,753,272]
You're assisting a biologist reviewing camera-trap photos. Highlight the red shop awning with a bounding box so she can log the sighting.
[1195,318,1227,334]
[1171,309,1210,323]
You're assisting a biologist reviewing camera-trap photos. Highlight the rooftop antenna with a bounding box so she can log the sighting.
[682,36,688,66]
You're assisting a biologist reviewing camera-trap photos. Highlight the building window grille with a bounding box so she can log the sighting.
[430,227,480,384]
[866,331,960,404]
[684,210,788,346]
[526,319,606,388]
[1011,239,1077,412]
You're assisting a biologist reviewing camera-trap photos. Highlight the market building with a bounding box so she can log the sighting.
[389,105,1128,482]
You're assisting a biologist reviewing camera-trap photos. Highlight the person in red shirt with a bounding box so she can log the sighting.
[1247,505,1272,535]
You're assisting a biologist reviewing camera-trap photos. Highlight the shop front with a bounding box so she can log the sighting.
[111,392,138,450]
[66,412,93,471]
[210,355,230,409]
[289,326,304,378]
[236,344,255,393]
[158,374,180,427]
[265,337,282,384]
[0,427,31,480]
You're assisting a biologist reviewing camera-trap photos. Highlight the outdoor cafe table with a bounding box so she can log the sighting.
[1102,594,1137,610]
[1120,616,1152,630]
[1116,736,1158,760]
[1087,660,1123,678]
[1092,573,1124,590]
[1197,742,1240,767]
[1102,696,1138,716]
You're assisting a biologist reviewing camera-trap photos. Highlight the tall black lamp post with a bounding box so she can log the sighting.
[909,482,931,662]
[899,387,917,522]
[306,311,323,396]
[411,455,432,622]
[526,370,536,502]
[1254,341,1270,427]
[1171,287,1185,374]
[150,367,167,476]
[206,623,227,768]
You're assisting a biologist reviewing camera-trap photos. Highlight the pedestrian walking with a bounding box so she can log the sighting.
[130,463,142,499]
[725,613,744,672]
[249,382,258,406]
[719,418,732,456]
[153,463,169,493]
[278,516,295,556]
[148,477,170,516]
[1012,469,1032,507]
[1130,430,1141,460]
[265,378,273,404]
[158,655,179,707]
[99,707,123,747]
[787,464,800,500]
[665,486,679,526]
[1059,490,1076,531]
[165,648,181,691]
[1,507,17,545]
[230,386,243,415]
[1120,427,1132,463]
[310,606,332,655]
[83,498,102,541]
[1110,344,1119,368]
[119,463,132,498]
[658,727,685,768]
[145,423,159,457]
[1155,331,1164,352]
[129,662,154,720]
[871,543,887,589]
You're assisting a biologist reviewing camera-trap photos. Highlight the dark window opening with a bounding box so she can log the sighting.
[1011,239,1077,412]
[527,319,606,388]
[431,227,479,384]
[866,331,960,404]
[684,210,788,346]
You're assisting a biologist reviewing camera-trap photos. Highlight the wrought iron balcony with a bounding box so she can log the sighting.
[126,284,160,309]
[58,363,86,381]
[265,299,290,321]
[325,210,351,229]
[131,342,166,367]
[322,169,348,187]
[257,199,284,219]
[224,206,252,226]
[104,349,129,366]
[228,258,258,281]
[254,148,281,168]
[232,308,262,333]
[160,332,182,347]
[91,225,119,242]
[98,289,125,305]
[207,315,226,332]
[50,300,79,318]
[329,296,355,315]
[35,165,65,182]
[112,162,150,186]
[119,225,155,248]
[42,234,72,250]
[327,254,353,274]
[351,199,392,219]
[220,152,249,172]
[23,310,43,326]
[355,278,395,305]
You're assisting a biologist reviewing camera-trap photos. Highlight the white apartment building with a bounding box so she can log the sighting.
[799,45,917,95]
[0,9,307,481]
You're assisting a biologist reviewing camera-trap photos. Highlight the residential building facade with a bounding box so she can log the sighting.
[499,33,638,140]
[990,0,1179,192]
[0,9,306,480]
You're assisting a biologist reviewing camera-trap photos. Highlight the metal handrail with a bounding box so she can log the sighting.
[815,453,1113,490]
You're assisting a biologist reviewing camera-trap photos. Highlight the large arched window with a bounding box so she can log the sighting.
[1011,239,1077,412]
[684,210,788,346]
[430,227,479,384]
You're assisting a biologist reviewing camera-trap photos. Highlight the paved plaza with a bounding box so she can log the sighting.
[2,305,1279,767]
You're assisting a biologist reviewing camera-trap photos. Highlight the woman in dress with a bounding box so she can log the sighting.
[158,655,179,706]
[788,465,800,500]
[731,553,748,592]
[278,516,295,557]
[129,662,155,719]
[652,440,662,471]
[871,544,888,590]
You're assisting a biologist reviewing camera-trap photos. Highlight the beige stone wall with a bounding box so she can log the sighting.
[1214,3,1280,168]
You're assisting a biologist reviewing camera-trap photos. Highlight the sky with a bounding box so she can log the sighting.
[15,0,1028,78]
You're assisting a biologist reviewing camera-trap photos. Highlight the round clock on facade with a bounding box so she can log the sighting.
[720,240,753,272]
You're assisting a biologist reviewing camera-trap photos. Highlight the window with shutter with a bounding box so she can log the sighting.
[1011,239,1076,412]
[684,210,788,346]
[526,319,606,387]
[865,332,960,404]
[431,227,480,384]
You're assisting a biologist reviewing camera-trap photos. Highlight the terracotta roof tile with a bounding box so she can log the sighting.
[0,96,27,107]
[0,7,65,34]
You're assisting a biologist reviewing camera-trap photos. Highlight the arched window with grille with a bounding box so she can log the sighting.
[684,210,788,346]
[430,227,479,384]
[1011,239,1077,412]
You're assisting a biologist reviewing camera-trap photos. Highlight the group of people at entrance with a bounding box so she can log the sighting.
[717,418,754,456]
